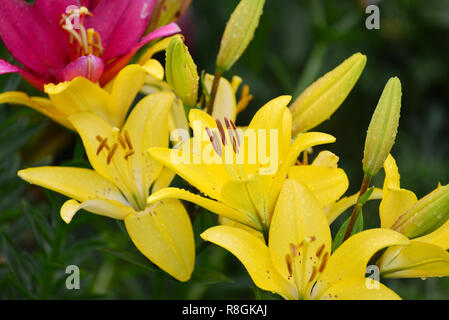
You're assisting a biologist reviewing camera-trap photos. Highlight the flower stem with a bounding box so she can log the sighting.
[206,69,222,115]
[342,174,372,242]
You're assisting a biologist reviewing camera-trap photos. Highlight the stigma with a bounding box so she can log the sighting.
[60,6,104,58]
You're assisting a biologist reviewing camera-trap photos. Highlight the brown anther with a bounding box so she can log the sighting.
[232,136,239,154]
[212,131,222,156]
[118,135,127,149]
[230,120,240,147]
[215,119,227,146]
[285,255,293,277]
[316,244,325,258]
[96,135,103,142]
[309,266,317,283]
[107,143,118,164]
[124,130,133,150]
[289,243,297,257]
[124,150,135,160]
[96,137,109,155]
[318,252,329,273]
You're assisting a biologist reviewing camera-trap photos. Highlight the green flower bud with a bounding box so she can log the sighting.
[216,0,265,73]
[290,53,367,135]
[165,37,199,108]
[362,77,402,176]
[392,185,449,238]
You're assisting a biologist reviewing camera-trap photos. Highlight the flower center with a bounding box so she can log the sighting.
[285,236,329,299]
[60,6,104,59]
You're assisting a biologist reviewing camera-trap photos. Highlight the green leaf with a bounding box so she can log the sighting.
[332,210,364,252]
[99,248,161,273]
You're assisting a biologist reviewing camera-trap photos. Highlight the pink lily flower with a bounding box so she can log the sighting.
[0,0,180,90]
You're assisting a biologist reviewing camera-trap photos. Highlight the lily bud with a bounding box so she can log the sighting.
[392,185,449,238]
[165,37,199,107]
[362,77,402,177]
[290,53,366,135]
[216,0,265,73]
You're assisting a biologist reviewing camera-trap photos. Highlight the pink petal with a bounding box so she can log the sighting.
[99,22,181,87]
[0,59,47,91]
[87,0,156,61]
[34,0,86,29]
[0,0,68,76]
[136,22,182,51]
[62,55,104,83]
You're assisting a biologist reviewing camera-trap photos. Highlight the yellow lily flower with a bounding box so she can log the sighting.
[0,59,164,130]
[202,179,409,299]
[147,95,347,234]
[18,92,195,282]
[376,154,449,278]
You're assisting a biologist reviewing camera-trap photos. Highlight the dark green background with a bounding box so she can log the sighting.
[1,0,448,299]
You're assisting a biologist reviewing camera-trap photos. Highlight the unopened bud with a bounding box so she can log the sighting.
[363,77,402,177]
[290,53,366,135]
[392,185,449,238]
[165,37,199,107]
[216,0,265,73]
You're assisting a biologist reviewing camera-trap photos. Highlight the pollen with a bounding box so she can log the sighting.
[107,143,118,164]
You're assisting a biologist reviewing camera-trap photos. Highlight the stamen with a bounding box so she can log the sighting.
[308,266,317,283]
[206,127,222,156]
[124,150,135,160]
[285,255,293,277]
[212,131,222,156]
[96,137,109,155]
[318,252,329,273]
[124,130,133,150]
[215,119,227,146]
[315,244,325,258]
[289,243,297,257]
[230,120,240,147]
[107,143,118,164]
[118,135,127,149]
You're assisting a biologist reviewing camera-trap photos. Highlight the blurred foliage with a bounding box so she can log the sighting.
[1,0,449,299]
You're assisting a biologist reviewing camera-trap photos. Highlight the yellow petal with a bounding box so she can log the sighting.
[138,34,183,66]
[108,64,147,127]
[218,216,265,242]
[122,92,174,197]
[380,188,418,229]
[147,187,260,229]
[125,199,195,282]
[290,53,366,134]
[151,167,176,193]
[148,146,229,201]
[201,225,294,299]
[311,150,340,168]
[324,188,383,224]
[269,179,331,298]
[142,59,165,81]
[45,77,115,125]
[267,132,336,217]
[221,179,260,223]
[247,95,292,162]
[204,74,237,122]
[319,277,401,300]
[0,91,72,129]
[380,154,418,228]
[313,228,409,297]
[288,165,349,208]
[17,166,127,204]
[378,241,449,278]
[61,198,131,223]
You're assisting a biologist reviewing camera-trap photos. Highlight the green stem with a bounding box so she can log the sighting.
[342,174,372,242]
[206,69,222,115]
